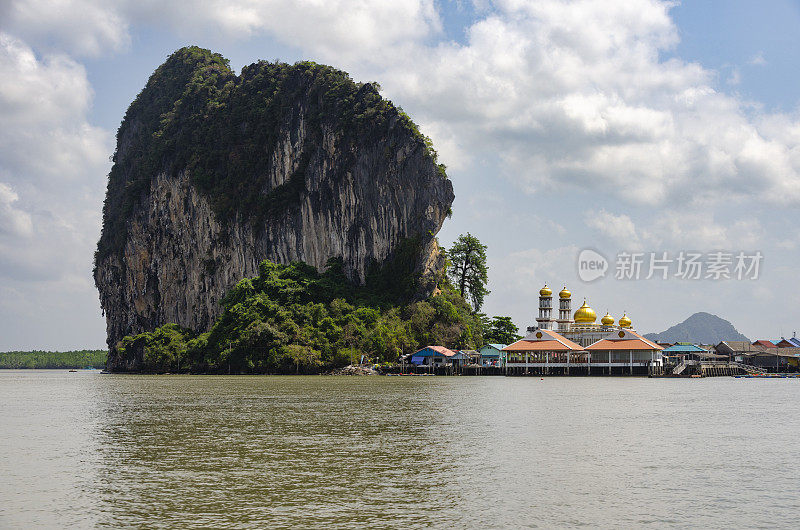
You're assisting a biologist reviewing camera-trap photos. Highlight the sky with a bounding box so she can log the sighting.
[1,0,800,350]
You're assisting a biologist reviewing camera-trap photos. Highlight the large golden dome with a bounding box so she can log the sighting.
[601,312,615,326]
[539,284,552,297]
[574,300,596,323]
[619,313,632,328]
[559,286,571,299]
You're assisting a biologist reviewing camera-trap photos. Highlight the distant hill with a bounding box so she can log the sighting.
[644,312,749,345]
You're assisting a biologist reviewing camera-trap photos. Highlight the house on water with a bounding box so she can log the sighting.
[478,344,506,366]
[407,346,459,367]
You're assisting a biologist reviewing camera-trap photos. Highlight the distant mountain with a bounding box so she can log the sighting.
[644,312,749,345]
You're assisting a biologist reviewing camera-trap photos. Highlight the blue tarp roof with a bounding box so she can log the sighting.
[789,338,800,347]
[662,344,707,353]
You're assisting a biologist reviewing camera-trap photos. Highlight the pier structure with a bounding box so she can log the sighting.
[504,327,663,376]
[507,284,663,375]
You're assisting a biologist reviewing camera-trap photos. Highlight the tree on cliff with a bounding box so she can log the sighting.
[447,233,490,311]
[483,316,521,344]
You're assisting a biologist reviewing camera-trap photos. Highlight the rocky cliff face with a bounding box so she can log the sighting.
[94,47,454,370]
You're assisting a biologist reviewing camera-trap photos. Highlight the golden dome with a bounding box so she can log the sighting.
[573,300,596,323]
[619,313,632,328]
[539,284,552,297]
[559,286,571,299]
[601,312,615,326]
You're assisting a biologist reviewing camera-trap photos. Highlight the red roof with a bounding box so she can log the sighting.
[586,329,663,351]
[586,339,660,351]
[503,329,583,352]
[753,340,776,348]
[425,345,458,357]
[504,340,575,352]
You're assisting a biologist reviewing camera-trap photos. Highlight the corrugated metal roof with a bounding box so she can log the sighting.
[662,344,707,353]
[716,341,753,353]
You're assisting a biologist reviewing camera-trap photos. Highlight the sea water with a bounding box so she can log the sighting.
[1,371,799,528]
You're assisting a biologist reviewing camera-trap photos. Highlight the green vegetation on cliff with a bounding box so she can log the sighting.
[118,259,483,373]
[96,46,446,265]
[0,350,107,369]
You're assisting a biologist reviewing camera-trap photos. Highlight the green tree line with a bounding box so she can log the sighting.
[0,350,107,369]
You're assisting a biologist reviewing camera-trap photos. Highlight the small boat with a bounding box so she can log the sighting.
[68,369,78,372]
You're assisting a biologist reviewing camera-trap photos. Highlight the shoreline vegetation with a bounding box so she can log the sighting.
[0,350,107,369]
[114,236,518,374]
[115,258,486,374]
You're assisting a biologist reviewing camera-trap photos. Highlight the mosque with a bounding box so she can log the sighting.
[531,284,633,347]
[502,283,663,375]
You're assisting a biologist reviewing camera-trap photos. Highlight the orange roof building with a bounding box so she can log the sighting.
[584,329,663,374]
[503,319,664,375]
[503,329,587,371]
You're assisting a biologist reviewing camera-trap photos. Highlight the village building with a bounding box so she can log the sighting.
[715,341,800,372]
[503,328,584,375]
[661,344,710,364]
[478,344,506,366]
[585,328,664,375]
[407,346,458,367]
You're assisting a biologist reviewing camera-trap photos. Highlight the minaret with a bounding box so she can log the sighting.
[536,284,554,330]
[557,286,573,331]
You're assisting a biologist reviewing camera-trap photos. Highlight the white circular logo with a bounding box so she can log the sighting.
[577,249,608,282]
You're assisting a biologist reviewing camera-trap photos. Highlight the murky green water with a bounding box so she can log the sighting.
[1,371,799,528]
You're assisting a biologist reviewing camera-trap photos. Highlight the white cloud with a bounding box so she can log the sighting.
[726,67,741,86]
[0,33,111,283]
[502,245,579,292]
[584,207,766,252]
[1,0,441,59]
[362,0,800,208]
[748,52,766,66]
[0,0,129,56]
[0,182,32,237]
[5,0,800,209]
[585,209,640,248]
